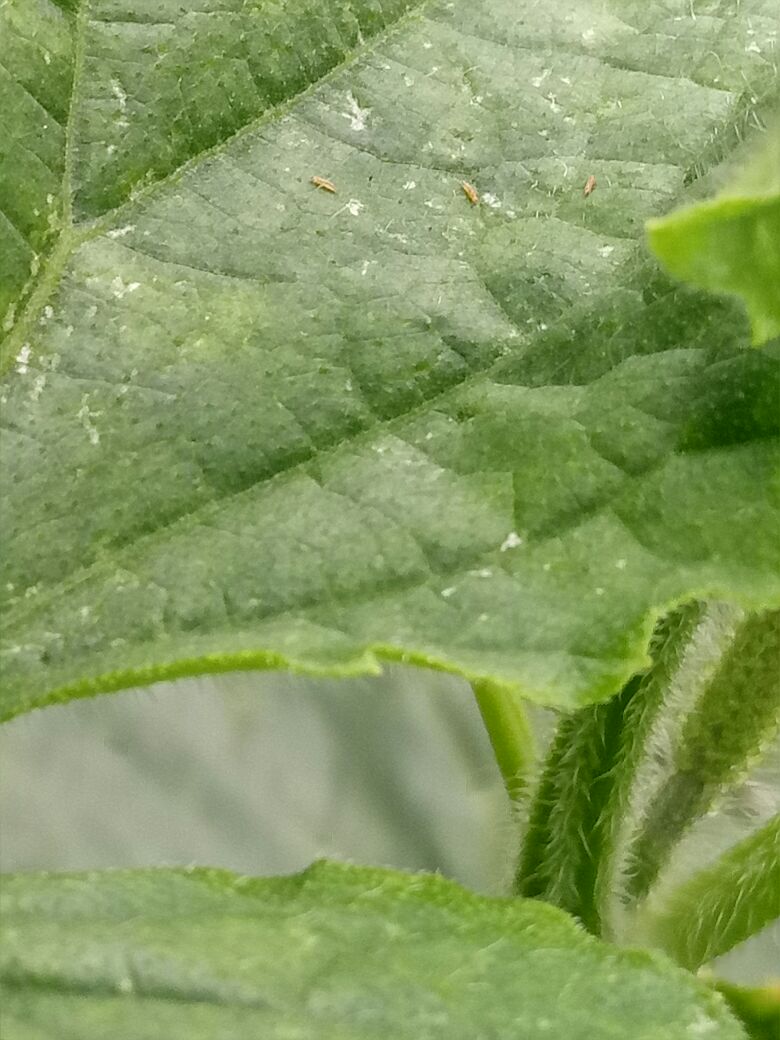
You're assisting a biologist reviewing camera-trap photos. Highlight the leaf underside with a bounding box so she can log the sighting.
[0,861,747,1038]
[1,0,779,719]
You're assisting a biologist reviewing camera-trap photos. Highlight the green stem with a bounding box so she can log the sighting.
[513,680,636,929]
[471,679,535,810]
[636,815,780,971]
[626,610,780,904]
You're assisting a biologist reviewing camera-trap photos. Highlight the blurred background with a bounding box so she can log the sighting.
[1,666,777,983]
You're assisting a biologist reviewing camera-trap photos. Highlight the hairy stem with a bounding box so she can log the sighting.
[636,815,780,971]
[513,680,636,930]
[626,610,780,904]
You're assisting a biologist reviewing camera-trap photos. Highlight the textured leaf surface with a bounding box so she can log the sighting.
[2,0,780,719]
[648,128,780,345]
[0,861,747,1038]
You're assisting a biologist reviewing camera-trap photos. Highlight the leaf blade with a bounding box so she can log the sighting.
[648,130,780,346]
[0,861,748,1038]
[1,0,780,719]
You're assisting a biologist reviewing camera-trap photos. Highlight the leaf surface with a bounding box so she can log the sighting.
[648,128,780,345]
[2,0,780,718]
[0,861,747,1038]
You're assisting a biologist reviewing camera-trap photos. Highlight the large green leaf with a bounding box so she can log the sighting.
[648,127,780,345]
[2,0,780,719]
[0,861,748,1037]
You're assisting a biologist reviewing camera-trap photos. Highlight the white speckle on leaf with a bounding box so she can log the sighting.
[545,93,562,114]
[403,180,416,190]
[43,305,54,320]
[15,344,32,374]
[470,568,493,578]
[616,558,627,570]
[688,1012,717,1036]
[745,40,761,53]
[343,91,370,131]
[77,394,102,446]
[107,225,135,239]
[346,198,363,217]
[79,605,91,620]
[111,79,128,112]
[403,74,414,87]
[599,245,615,258]
[478,613,489,622]
[581,27,597,44]
[30,374,46,401]
[500,531,523,551]
[482,192,501,209]
[111,276,141,299]
[423,40,433,49]
[531,69,550,88]
[595,587,605,596]
[542,562,551,571]
[441,586,457,598]
[43,51,51,65]
[345,379,353,391]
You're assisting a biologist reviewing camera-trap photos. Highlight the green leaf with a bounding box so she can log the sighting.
[0,861,748,1037]
[2,0,780,720]
[648,128,780,345]
[637,815,780,971]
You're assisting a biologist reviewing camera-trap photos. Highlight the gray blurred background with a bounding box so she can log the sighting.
[1,667,777,983]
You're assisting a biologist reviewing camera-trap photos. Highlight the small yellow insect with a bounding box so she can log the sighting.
[461,180,479,205]
[311,175,337,194]
[583,174,597,198]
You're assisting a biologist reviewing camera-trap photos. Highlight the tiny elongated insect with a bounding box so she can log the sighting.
[461,180,479,205]
[311,175,337,194]
[583,174,597,197]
